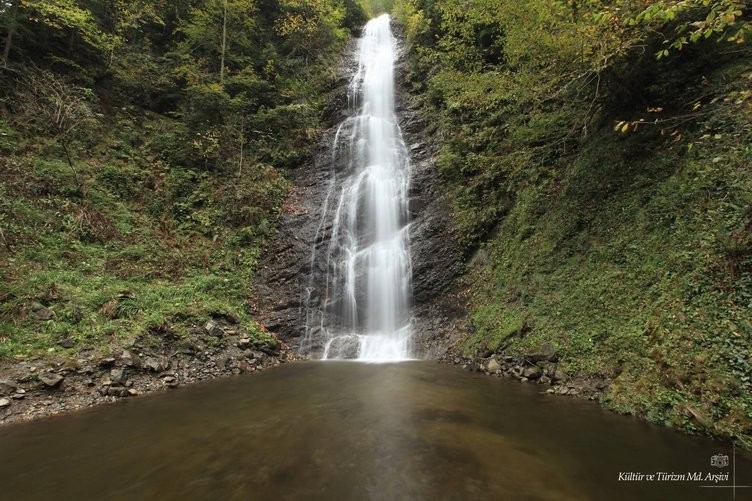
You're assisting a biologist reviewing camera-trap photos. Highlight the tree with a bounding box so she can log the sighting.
[14,67,98,189]
[1,0,19,68]
[176,0,257,81]
[632,0,751,58]
[275,0,347,61]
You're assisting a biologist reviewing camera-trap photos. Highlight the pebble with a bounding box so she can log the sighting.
[0,398,10,407]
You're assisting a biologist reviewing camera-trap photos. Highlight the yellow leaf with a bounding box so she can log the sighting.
[621,123,629,133]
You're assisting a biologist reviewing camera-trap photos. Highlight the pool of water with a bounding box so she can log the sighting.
[0,361,749,500]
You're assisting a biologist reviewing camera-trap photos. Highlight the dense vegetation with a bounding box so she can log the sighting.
[0,0,370,358]
[392,0,752,444]
[1,0,749,446]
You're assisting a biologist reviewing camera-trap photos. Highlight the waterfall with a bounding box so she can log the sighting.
[302,14,412,362]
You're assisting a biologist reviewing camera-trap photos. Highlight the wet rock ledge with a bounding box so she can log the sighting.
[0,317,295,426]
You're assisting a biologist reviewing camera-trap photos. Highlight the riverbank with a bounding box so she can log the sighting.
[392,2,752,446]
[0,317,294,426]
[442,349,610,402]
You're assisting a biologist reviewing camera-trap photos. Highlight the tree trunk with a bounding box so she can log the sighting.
[2,0,18,68]
[60,140,82,192]
[238,119,245,176]
[220,0,227,83]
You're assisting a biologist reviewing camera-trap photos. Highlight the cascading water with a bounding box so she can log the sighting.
[301,14,412,362]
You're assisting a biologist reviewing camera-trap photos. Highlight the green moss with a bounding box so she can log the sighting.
[0,111,289,361]
[396,1,752,445]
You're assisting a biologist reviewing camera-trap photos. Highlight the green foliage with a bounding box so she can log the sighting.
[0,0,362,363]
[394,0,752,444]
[631,1,751,58]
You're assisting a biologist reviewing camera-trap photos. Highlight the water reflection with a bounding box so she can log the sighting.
[0,362,749,500]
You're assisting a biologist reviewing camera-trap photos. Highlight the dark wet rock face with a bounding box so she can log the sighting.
[251,24,466,359]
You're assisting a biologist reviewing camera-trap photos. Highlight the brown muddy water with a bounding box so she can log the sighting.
[0,361,749,500]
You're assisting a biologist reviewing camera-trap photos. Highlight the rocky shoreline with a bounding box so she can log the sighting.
[0,317,295,426]
[442,347,610,402]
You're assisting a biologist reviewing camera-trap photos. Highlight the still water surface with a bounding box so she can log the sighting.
[0,362,749,500]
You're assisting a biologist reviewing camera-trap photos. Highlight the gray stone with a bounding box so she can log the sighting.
[0,379,17,396]
[238,360,254,373]
[0,398,10,407]
[237,337,252,349]
[551,367,568,383]
[98,357,116,368]
[59,338,75,349]
[522,365,543,380]
[143,357,164,372]
[526,344,557,363]
[204,320,224,337]
[109,368,126,385]
[38,373,64,388]
[487,358,501,373]
[107,387,129,397]
[33,307,55,321]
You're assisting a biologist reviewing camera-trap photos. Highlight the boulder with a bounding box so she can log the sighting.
[38,373,64,388]
[107,387,130,397]
[487,358,502,373]
[522,365,543,380]
[204,320,224,337]
[58,338,75,349]
[551,366,568,383]
[143,357,165,372]
[33,307,55,321]
[109,368,126,385]
[98,357,116,368]
[0,379,17,396]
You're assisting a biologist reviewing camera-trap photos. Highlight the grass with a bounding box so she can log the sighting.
[0,111,283,361]
[458,100,752,445]
[400,16,752,444]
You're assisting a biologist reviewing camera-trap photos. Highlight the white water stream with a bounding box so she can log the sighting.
[302,14,412,362]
